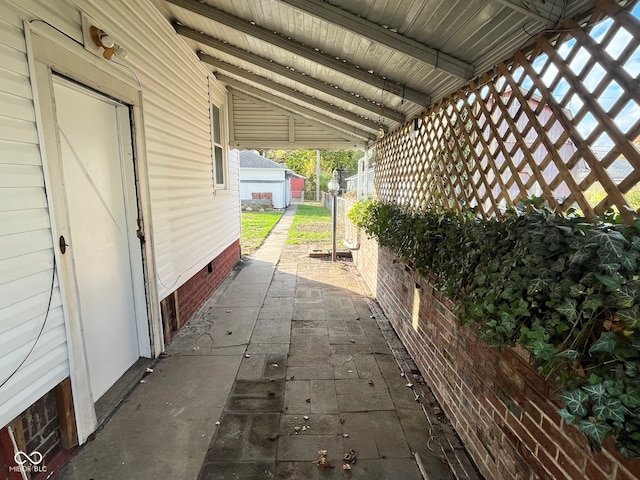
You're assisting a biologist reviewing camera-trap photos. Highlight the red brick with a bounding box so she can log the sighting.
[585,459,615,480]
[617,464,640,480]
[518,443,552,480]
[522,412,557,459]
[556,451,583,479]
[590,450,617,476]
[176,240,240,323]
[537,447,565,479]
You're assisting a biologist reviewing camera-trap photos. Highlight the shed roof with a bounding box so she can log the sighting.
[239,150,287,169]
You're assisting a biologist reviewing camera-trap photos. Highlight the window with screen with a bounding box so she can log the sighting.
[211,103,226,188]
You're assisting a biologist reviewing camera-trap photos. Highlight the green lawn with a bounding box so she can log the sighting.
[241,210,284,256]
[287,203,335,246]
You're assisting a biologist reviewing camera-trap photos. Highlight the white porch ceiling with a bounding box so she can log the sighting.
[162,0,596,149]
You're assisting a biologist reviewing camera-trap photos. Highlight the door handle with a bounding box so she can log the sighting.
[59,235,68,254]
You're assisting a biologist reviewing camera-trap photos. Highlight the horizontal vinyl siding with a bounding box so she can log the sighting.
[240,168,286,181]
[70,0,240,298]
[232,96,290,142]
[0,5,69,429]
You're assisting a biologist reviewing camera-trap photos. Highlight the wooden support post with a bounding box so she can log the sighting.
[55,378,78,449]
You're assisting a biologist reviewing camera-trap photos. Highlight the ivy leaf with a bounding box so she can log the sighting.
[593,399,627,423]
[620,251,639,271]
[594,272,624,292]
[511,298,530,317]
[590,332,619,355]
[583,295,604,312]
[529,340,557,361]
[605,380,625,397]
[617,306,640,330]
[583,383,607,403]
[500,288,514,301]
[571,247,595,267]
[624,361,640,376]
[558,408,576,425]
[469,303,484,318]
[593,230,628,257]
[617,443,640,459]
[579,420,612,450]
[555,298,578,323]
[548,282,564,300]
[569,283,585,298]
[561,389,589,416]
[552,258,567,273]
[599,263,622,275]
[620,390,640,408]
[556,349,580,361]
[588,373,603,385]
[609,286,637,309]
[528,278,549,294]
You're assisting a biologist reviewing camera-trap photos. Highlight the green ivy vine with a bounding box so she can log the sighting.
[348,199,640,457]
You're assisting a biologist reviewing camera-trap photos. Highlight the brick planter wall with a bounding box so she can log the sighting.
[351,222,640,479]
[175,240,240,327]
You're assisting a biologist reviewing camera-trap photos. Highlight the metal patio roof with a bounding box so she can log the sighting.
[161,0,595,149]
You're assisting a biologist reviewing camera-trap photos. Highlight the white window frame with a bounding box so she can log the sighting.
[209,78,227,190]
[211,102,228,190]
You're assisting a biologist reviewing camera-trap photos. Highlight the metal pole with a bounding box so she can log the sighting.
[331,193,337,261]
[316,150,320,202]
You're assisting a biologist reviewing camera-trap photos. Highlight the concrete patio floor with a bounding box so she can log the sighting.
[58,205,478,480]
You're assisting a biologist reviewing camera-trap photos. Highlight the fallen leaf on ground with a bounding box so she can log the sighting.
[317,449,333,469]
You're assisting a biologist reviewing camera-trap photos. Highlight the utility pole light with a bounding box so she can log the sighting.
[327,169,340,262]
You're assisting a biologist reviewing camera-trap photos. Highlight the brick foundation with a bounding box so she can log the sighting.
[349,209,640,479]
[1,388,64,480]
[175,240,240,327]
[21,390,61,466]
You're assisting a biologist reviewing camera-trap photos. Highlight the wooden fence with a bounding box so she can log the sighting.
[374,0,640,223]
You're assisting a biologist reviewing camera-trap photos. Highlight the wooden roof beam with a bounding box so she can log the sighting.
[166,0,429,106]
[277,0,475,80]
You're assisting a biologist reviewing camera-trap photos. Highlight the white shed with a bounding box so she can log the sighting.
[239,151,291,209]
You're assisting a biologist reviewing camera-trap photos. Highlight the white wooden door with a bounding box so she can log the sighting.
[52,78,142,401]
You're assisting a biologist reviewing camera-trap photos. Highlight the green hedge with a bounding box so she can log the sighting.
[348,199,640,457]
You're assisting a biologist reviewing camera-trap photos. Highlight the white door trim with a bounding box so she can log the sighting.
[25,21,162,444]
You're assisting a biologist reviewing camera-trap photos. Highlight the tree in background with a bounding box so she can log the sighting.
[260,150,362,196]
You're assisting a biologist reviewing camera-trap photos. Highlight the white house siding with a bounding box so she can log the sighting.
[0,0,240,431]
[240,167,287,208]
[0,2,70,429]
[36,0,240,299]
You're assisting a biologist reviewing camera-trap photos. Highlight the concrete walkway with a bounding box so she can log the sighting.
[59,205,467,480]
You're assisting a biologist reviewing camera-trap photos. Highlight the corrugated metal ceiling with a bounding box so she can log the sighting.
[162,0,596,148]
